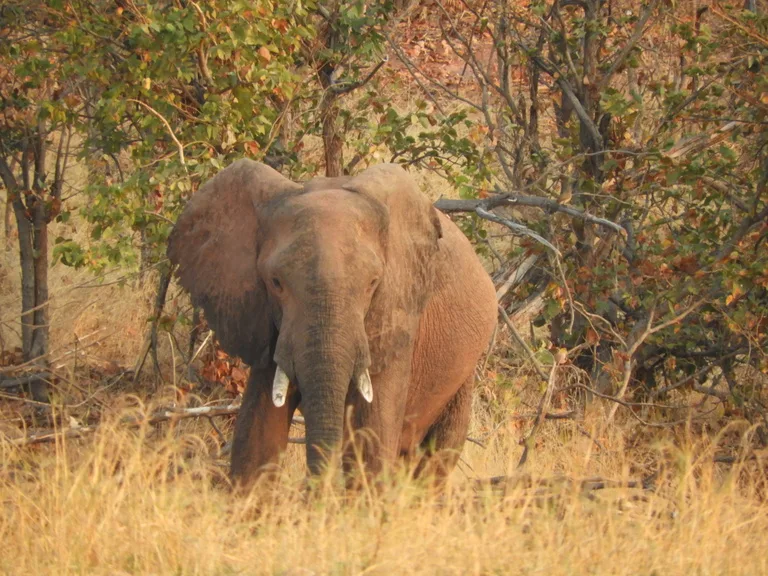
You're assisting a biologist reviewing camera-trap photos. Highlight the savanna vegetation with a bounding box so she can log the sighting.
[1,0,767,574]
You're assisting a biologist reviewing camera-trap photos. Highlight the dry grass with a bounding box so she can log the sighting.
[1,397,767,576]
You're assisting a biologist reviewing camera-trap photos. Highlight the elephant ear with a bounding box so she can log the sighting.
[342,164,443,371]
[167,159,301,367]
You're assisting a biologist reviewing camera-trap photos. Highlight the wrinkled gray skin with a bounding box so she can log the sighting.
[168,160,497,488]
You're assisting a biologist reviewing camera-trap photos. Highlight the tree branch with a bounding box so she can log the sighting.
[127,99,187,169]
[329,57,388,96]
[530,55,603,151]
[476,206,561,255]
[596,0,659,93]
[435,194,626,235]
[5,404,306,447]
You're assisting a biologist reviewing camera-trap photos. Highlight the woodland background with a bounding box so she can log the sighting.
[1,1,767,574]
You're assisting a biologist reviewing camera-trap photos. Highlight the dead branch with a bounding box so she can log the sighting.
[4,404,246,446]
[478,473,648,492]
[435,194,626,235]
[0,372,51,389]
[495,255,540,302]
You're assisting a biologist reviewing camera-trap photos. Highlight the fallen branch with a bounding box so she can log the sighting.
[5,404,245,446]
[8,402,570,452]
[0,372,51,389]
[479,473,649,491]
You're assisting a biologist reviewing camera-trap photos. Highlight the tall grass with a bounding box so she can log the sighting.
[1,406,766,576]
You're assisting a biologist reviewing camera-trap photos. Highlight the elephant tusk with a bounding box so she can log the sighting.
[272,366,290,407]
[357,369,373,403]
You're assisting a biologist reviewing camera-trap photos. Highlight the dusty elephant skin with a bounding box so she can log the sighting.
[167,160,497,489]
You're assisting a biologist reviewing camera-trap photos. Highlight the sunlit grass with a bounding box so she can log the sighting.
[1,404,766,576]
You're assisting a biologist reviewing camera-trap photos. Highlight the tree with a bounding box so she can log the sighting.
[310,1,392,176]
[383,0,767,432]
[0,2,85,400]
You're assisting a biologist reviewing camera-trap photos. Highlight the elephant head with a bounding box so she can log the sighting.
[167,160,442,474]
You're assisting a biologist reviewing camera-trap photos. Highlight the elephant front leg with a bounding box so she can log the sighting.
[230,365,299,490]
[342,365,410,481]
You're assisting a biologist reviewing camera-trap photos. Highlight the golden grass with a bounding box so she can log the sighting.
[2,403,766,576]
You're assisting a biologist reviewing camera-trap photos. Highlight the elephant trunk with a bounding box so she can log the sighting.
[280,304,369,476]
[301,371,349,475]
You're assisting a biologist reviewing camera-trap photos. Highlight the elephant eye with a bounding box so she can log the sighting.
[369,278,379,291]
[271,277,282,291]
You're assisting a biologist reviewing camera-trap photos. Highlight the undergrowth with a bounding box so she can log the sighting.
[1,400,766,576]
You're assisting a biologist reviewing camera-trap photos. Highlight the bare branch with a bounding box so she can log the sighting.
[0,372,51,389]
[127,99,187,169]
[435,194,626,235]
[329,57,388,96]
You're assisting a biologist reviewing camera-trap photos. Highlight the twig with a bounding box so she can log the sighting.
[518,361,558,467]
[607,299,706,422]
[466,436,487,449]
[189,330,213,365]
[127,99,187,169]
[568,383,698,428]
[478,323,497,376]
[596,0,659,93]
[206,415,226,445]
[498,305,549,381]
[4,404,312,447]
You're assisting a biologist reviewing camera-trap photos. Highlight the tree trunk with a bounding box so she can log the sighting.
[3,194,11,250]
[28,200,50,402]
[321,92,344,177]
[13,196,35,358]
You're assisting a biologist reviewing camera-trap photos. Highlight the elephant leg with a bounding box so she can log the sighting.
[413,374,475,485]
[342,372,409,483]
[230,365,300,490]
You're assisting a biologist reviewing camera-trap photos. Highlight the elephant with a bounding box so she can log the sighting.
[167,159,498,488]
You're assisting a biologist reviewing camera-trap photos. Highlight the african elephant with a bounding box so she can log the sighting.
[167,160,497,487]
